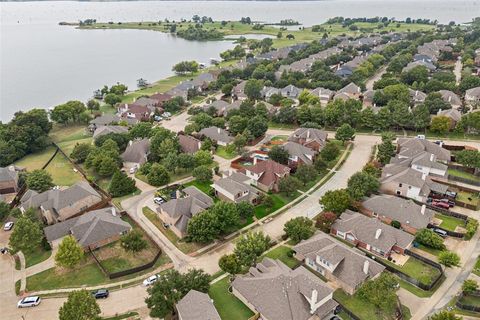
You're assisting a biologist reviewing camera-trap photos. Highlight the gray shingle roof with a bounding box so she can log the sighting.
[332,210,414,252]
[283,142,316,165]
[289,128,328,146]
[0,167,18,183]
[121,138,151,164]
[199,127,233,144]
[44,207,131,247]
[362,195,434,230]
[293,233,385,289]
[397,138,451,162]
[93,126,129,139]
[214,172,259,200]
[178,134,201,154]
[176,290,221,320]
[232,258,337,320]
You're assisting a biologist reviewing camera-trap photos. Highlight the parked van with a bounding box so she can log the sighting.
[433,228,448,238]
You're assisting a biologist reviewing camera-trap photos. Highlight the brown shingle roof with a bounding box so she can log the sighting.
[178,134,201,154]
[246,160,290,187]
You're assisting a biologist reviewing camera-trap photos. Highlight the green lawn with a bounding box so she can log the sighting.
[263,245,299,269]
[254,193,290,219]
[396,276,434,298]
[473,256,480,277]
[417,244,443,257]
[24,246,52,269]
[435,213,466,232]
[208,277,254,320]
[448,168,480,182]
[333,289,392,320]
[457,191,480,207]
[459,294,480,308]
[142,207,203,254]
[383,257,441,286]
[102,312,140,320]
[215,146,237,160]
[270,135,288,142]
[183,179,214,195]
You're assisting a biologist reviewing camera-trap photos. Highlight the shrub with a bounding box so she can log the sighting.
[465,218,479,240]
[415,229,446,250]
[438,251,460,267]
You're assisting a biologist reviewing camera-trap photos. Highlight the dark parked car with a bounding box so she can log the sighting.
[433,228,448,238]
[432,201,450,210]
[91,289,109,299]
[439,199,455,207]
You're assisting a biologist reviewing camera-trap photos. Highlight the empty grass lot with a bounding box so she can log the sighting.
[457,191,480,207]
[209,277,254,320]
[215,146,237,159]
[384,257,441,286]
[435,213,466,232]
[262,245,299,269]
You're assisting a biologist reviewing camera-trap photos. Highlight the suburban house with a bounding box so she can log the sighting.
[403,60,436,72]
[121,138,151,168]
[288,128,328,151]
[231,258,338,320]
[233,80,247,100]
[118,103,153,122]
[465,87,480,106]
[337,83,362,99]
[199,126,234,146]
[92,125,129,140]
[178,134,202,154]
[331,210,414,258]
[149,93,173,107]
[192,72,217,91]
[391,152,449,178]
[202,100,231,117]
[213,171,259,204]
[283,141,317,168]
[280,84,302,99]
[361,195,435,234]
[132,97,163,109]
[380,166,448,202]
[293,233,385,294]
[242,159,290,192]
[44,207,131,250]
[409,89,427,106]
[362,90,376,107]
[89,114,137,130]
[175,290,221,320]
[396,138,451,163]
[20,181,103,225]
[438,90,462,109]
[156,186,214,238]
[261,86,281,100]
[0,166,19,195]
[310,87,335,105]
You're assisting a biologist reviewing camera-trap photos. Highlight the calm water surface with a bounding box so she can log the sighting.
[1,0,479,121]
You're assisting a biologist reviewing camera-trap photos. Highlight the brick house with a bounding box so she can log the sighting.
[242,159,290,192]
[0,166,20,194]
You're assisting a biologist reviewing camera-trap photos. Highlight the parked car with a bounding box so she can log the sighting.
[416,134,426,140]
[439,199,455,207]
[434,140,443,145]
[445,191,457,199]
[143,275,159,286]
[129,165,139,174]
[1,247,9,254]
[91,289,109,299]
[153,197,165,205]
[433,228,448,238]
[3,221,14,231]
[17,296,41,308]
[432,201,450,209]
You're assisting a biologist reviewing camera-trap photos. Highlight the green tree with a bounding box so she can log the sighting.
[59,290,101,320]
[295,165,318,186]
[347,172,379,200]
[424,93,451,114]
[412,104,431,131]
[377,133,396,165]
[236,201,254,220]
[145,269,210,318]
[192,165,213,183]
[268,145,289,165]
[104,93,121,106]
[86,99,100,112]
[247,116,268,138]
[194,150,213,166]
[219,254,241,275]
[221,83,233,96]
[428,311,462,320]
[234,232,271,267]
[414,229,446,250]
[335,124,355,144]
[70,143,94,163]
[130,122,153,139]
[121,230,148,253]
[109,171,137,197]
[462,279,478,294]
[430,116,451,135]
[9,216,43,253]
[55,235,84,269]
[0,201,10,221]
[147,163,170,186]
[357,273,398,316]
[438,251,460,267]
[455,150,480,169]
[278,176,302,196]
[284,217,315,244]
[172,61,199,74]
[187,211,219,243]
[110,83,128,96]
[320,142,340,162]
[233,133,248,152]
[320,189,351,214]
[244,79,263,100]
[26,169,54,192]
[228,116,248,135]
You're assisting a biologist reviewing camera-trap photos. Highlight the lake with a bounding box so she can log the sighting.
[1,0,479,122]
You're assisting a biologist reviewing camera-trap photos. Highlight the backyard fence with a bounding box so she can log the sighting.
[456,291,480,313]
[447,175,480,187]
[427,223,465,238]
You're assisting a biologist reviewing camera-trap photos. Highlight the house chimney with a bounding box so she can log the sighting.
[111,207,116,216]
[253,157,257,165]
[430,154,435,162]
[309,289,318,314]
[307,129,310,139]
[375,228,382,239]
[129,140,133,146]
[421,204,426,215]
[363,260,370,275]
[217,127,221,134]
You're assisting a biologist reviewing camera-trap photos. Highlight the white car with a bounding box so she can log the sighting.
[143,275,158,286]
[129,166,138,174]
[153,197,165,205]
[4,221,14,231]
[17,296,41,308]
